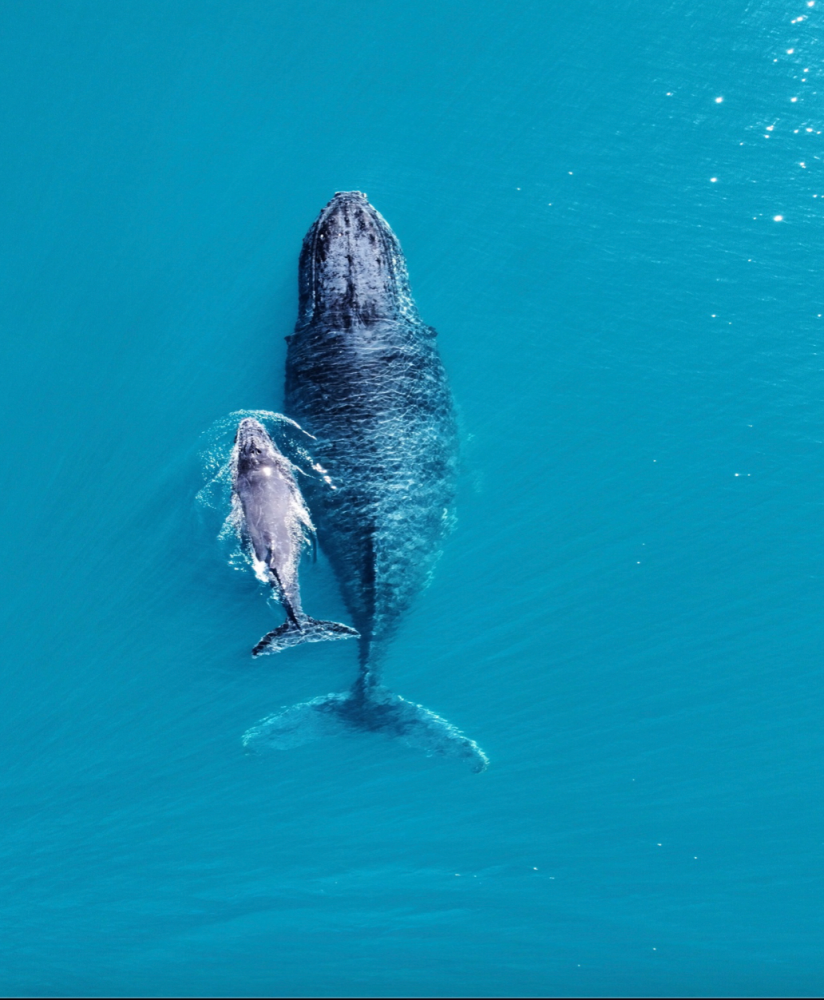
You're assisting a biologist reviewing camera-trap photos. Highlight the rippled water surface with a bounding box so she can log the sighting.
[2,1,824,995]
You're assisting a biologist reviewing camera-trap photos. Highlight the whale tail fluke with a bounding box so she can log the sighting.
[241,684,489,772]
[252,618,359,656]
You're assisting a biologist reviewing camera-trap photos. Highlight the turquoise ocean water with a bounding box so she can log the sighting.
[2,1,823,995]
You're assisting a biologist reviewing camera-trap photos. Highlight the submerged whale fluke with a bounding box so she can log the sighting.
[253,617,359,656]
[242,685,489,772]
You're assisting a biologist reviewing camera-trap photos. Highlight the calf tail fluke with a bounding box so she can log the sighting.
[252,617,359,656]
[241,683,489,772]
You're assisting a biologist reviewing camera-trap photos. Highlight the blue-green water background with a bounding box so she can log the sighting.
[2,1,823,995]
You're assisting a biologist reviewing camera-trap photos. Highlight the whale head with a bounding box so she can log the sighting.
[297,191,418,329]
[235,418,278,474]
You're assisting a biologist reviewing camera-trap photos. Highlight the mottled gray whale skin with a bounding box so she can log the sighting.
[286,191,457,680]
[245,192,488,771]
[232,417,358,656]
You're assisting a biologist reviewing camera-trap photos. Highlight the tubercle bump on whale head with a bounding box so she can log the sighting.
[296,192,417,329]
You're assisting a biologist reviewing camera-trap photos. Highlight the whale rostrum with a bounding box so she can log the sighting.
[232,416,358,655]
[242,193,488,771]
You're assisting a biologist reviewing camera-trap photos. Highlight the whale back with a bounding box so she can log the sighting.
[285,194,457,671]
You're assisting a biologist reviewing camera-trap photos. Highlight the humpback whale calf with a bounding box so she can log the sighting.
[232,416,358,655]
[242,192,488,771]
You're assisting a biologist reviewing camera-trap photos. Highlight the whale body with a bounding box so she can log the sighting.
[232,417,358,656]
[242,193,488,771]
[286,191,457,672]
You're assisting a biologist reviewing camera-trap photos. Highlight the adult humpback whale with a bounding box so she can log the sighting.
[242,192,488,771]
